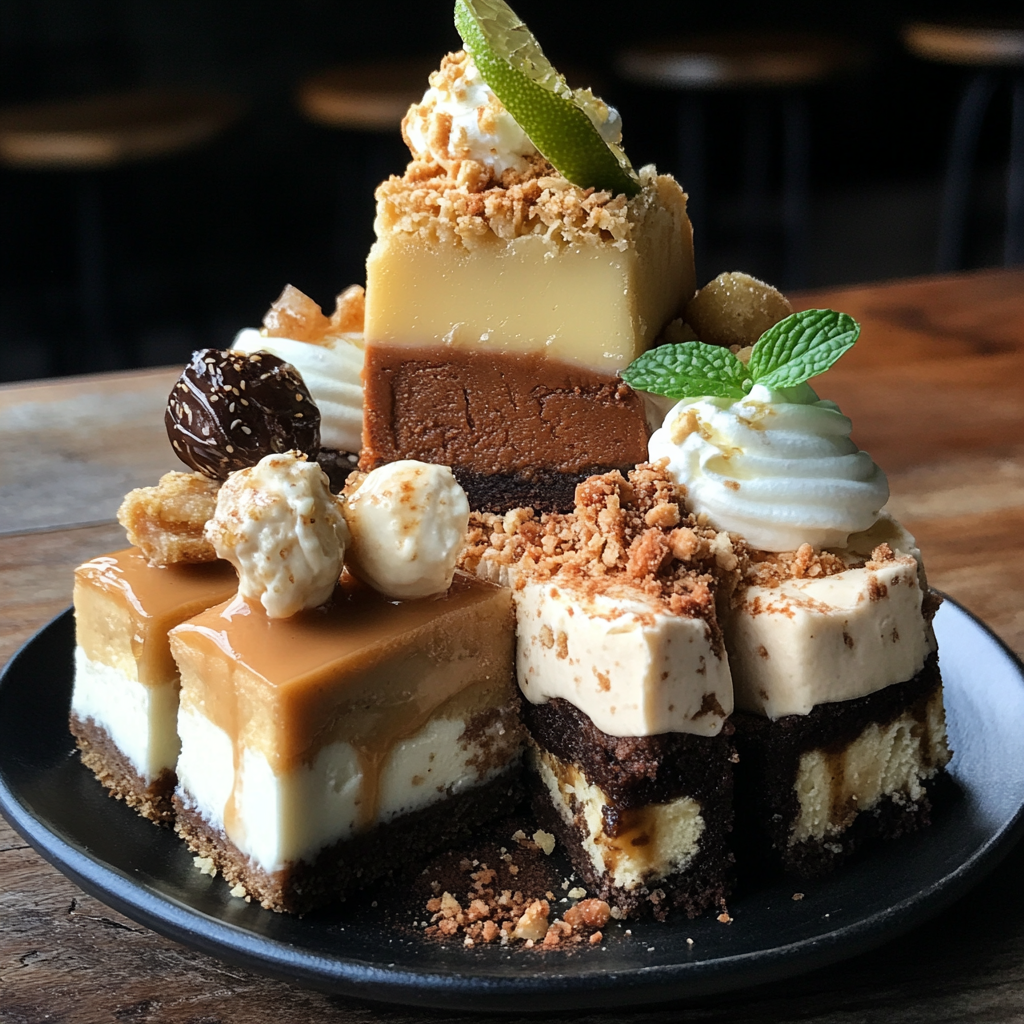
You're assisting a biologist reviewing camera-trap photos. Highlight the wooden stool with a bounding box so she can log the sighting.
[903,21,1024,270]
[0,90,240,374]
[617,33,862,288]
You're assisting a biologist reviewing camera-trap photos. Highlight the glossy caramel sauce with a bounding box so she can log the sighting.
[170,571,516,830]
[74,547,238,686]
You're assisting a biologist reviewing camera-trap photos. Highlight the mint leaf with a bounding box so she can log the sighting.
[747,309,860,390]
[621,342,748,399]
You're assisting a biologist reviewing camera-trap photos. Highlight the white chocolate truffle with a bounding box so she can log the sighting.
[205,451,349,618]
[344,461,470,600]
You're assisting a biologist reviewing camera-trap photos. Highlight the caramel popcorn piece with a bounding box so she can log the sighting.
[118,471,221,566]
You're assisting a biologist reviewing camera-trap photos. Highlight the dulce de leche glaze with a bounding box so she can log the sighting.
[169,571,516,805]
[74,548,239,686]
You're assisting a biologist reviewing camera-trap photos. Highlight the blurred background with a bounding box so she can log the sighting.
[0,0,1021,382]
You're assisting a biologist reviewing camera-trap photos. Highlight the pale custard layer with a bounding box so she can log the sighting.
[366,174,694,374]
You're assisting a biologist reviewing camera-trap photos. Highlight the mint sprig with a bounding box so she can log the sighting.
[746,309,860,389]
[620,341,749,399]
[621,308,859,400]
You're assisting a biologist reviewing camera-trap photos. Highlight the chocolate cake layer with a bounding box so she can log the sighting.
[524,697,735,920]
[173,765,525,914]
[523,696,736,811]
[360,346,649,512]
[732,652,946,878]
[70,714,176,825]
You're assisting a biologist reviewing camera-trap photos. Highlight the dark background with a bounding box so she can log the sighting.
[0,0,1020,382]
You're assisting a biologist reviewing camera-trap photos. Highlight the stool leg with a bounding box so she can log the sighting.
[1005,75,1024,267]
[677,94,706,278]
[937,72,997,273]
[782,92,810,290]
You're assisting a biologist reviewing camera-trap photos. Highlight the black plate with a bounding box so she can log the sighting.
[2,599,1024,1012]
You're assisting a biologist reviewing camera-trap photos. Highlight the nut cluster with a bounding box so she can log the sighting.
[165,349,320,478]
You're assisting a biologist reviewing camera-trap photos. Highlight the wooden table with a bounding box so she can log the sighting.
[2,269,1023,1021]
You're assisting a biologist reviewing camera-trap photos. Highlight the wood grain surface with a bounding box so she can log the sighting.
[2,269,1023,1023]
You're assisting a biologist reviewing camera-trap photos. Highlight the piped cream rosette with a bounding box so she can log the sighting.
[649,382,889,552]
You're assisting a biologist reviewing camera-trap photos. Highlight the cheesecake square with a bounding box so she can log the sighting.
[727,517,952,876]
[169,570,523,912]
[462,464,739,918]
[71,548,239,823]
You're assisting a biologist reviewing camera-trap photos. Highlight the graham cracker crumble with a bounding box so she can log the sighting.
[742,540,904,590]
[262,283,365,343]
[461,463,746,636]
[118,471,221,566]
[422,857,611,950]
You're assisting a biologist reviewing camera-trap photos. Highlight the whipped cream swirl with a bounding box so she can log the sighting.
[403,51,538,176]
[232,329,364,454]
[648,383,889,552]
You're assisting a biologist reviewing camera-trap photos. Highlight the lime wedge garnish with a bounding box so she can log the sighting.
[454,0,641,197]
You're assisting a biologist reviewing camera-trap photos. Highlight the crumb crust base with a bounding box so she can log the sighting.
[173,765,525,914]
[70,713,176,826]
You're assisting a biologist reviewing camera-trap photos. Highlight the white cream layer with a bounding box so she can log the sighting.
[231,328,364,454]
[71,648,180,781]
[727,522,936,719]
[515,578,732,738]
[532,747,705,890]
[792,685,949,844]
[175,705,513,872]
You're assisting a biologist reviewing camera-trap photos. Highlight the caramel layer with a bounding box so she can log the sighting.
[360,347,650,477]
[169,572,516,775]
[74,548,238,686]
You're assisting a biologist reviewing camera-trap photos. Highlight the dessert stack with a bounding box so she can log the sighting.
[69,0,951,928]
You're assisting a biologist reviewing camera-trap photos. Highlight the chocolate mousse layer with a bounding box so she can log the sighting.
[360,346,650,513]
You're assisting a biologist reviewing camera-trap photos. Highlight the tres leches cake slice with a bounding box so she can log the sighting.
[171,454,523,912]
[361,45,695,512]
[638,302,952,877]
[462,464,741,918]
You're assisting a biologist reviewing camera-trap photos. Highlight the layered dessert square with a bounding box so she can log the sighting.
[727,519,950,876]
[645,334,953,877]
[360,51,695,512]
[71,548,238,824]
[462,464,740,918]
[170,571,523,912]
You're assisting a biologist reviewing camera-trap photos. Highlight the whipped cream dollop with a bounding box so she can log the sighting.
[231,329,364,455]
[206,451,349,618]
[648,382,889,552]
[403,50,538,176]
[345,461,470,600]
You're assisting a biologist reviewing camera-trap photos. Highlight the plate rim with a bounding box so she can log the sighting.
[2,597,1024,1012]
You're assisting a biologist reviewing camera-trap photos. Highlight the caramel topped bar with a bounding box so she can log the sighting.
[71,548,238,823]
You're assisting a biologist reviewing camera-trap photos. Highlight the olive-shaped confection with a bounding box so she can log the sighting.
[165,349,320,478]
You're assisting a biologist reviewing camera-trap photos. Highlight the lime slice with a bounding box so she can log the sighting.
[454,0,641,197]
